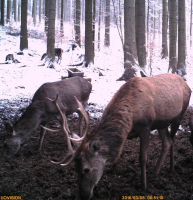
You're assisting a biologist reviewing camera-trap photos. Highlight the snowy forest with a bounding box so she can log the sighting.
[0,0,193,200]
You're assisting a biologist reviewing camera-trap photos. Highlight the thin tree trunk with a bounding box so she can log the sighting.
[74,0,81,46]
[98,0,102,50]
[168,0,177,73]
[47,0,56,62]
[177,0,186,79]
[60,0,64,34]
[7,0,11,23]
[104,0,110,47]
[20,0,28,51]
[117,0,139,81]
[161,0,168,58]
[135,0,146,71]
[85,0,94,66]
[1,0,5,26]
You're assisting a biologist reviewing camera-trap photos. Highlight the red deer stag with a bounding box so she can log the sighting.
[41,48,63,64]
[1,76,92,158]
[42,73,191,200]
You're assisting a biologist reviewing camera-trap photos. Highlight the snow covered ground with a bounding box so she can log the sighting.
[0,24,193,118]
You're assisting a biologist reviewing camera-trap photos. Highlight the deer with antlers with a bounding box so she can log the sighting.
[42,73,191,200]
[1,77,92,158]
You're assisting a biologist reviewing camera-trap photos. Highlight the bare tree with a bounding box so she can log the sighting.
[20,0,28,51]
[13,0,17,22]
[135,0,146,71]
[1,0,5,26]
[32,0,37,26]
[85,0,94,66]
[177,0,186,79]
[44,0,49,32]
[117,0,138,81]
[97,0,102,50]
[74,0,81,46]
[168,0,177,73]
[161,0,168,58]
[39,0,42,22]
[60,0,64,34]
[7,0,11,23]
[47,0,56,62]
[104,0,110,47]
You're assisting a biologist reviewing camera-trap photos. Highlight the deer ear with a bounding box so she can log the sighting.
[89,138,101,153]
[5,122,15,136]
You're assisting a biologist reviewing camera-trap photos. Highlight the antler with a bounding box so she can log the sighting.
[68,96,89,142]
[41,94,75,165]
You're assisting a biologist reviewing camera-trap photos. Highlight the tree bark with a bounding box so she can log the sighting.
[135,0,146,71]
[177,0,186,79]
[85,0,94,66]
[1,0,5,26]
[47,0,56,62]
[104,0,110,47]
[74,0,81,46]
[161,0,168,58]
[20,0,28,51]
[7,0,11,23]
[168,0,177,73]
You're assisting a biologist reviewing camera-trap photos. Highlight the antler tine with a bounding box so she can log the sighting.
[40,125,60,133]
[46,94,75,165]
[69,96,89,142]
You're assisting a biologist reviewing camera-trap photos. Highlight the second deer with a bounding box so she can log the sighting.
[1,76,92,157]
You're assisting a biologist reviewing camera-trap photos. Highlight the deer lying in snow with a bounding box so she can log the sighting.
[41,48,63,64]
[1,76,92,158]
[42,73,191,200]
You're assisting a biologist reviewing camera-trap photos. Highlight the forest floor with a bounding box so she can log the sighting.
[0,26,193,200]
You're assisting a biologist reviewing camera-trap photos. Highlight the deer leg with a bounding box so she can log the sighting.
[139,127,150,190]
[38,122,48,151]
[170,122,179,173]
[154,128,172,175]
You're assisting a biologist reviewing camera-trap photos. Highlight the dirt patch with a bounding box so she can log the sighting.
[0,107,193,200]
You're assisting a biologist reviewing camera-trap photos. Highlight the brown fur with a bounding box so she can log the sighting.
[1,77,92,158]
[75,73,191,199]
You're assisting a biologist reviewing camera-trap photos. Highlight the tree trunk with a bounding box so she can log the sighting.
[85,0,94,66]
[44,0,49,32]
[135,0,146,71]
[168,0,177,73]
[60,0,64,34]
[97,0,102,50]
[1,0,5,26]
[93,0,96,53]
[7,0,11,23]
[20,0,28,51]
[18,0,21,22]
[104,0,110,47]
[177,0,186,79]
[117,0,139,81]
[13,0,17,22]
[39,0,42,22]
[32,0,37,26]
[74,0,81,46]
[47,0,56,62]
[161,0,168,58]
[190,0,192,47]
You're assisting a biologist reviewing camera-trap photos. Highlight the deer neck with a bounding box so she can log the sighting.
[13,103,43,140]
[91,109,133,164]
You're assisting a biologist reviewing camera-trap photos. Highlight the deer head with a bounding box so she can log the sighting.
[1,123,22,158]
